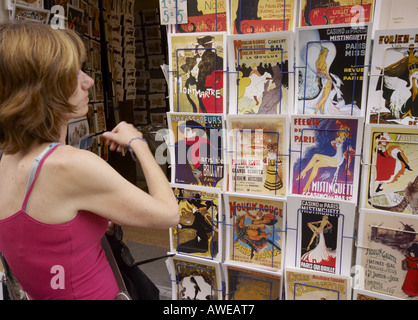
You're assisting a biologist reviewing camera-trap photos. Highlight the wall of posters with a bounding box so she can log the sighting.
[5,0,418,301]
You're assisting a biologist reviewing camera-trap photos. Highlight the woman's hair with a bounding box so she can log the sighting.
[0,21,86,154]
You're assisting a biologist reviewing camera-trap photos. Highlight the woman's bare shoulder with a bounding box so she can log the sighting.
[47,145,115,183]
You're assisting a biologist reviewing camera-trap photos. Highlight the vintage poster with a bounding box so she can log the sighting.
[356,209,418,299]
[361,124,418,215]
[227,32,294,115]
[224,192,285,270]
[166,254,223,300]
[299,0,374,26]
[285,266,352,300]
[352,288,403,300]
[170,183,222,261]
[290,115,363,202]
[366,28,418,126]
[230,0,297,34]
[168,113,225,189]
[286,195,356,276]
[168,32,227,114]
[223,262,282,300]
[11,4,50,22]
[227,115,289,197]
[295,23,371,116]
[6,0,44,9]
[170,0,230,33]
[67,117,89,148]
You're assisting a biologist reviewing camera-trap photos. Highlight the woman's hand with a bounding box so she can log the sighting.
[102,121,144,153]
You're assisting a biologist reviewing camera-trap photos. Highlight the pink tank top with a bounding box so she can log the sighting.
[0,144,119,300]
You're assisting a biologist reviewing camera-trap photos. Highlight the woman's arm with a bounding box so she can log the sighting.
[62,122,179,229]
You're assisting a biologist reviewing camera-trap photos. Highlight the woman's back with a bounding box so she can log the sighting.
[0,144,118,299]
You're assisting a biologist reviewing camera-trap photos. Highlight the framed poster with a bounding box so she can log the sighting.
[227,114,289,197]
[356,209,418,299]
[230,0,297,34]
[295,23,371,116]
[224,192,285,271]
[166,254,223,300]
[290,115,364,202]
[227,31,294,115]
[168,113,225,189]
[286,194,356,276]
[170,183,223,261]
[284,266,352,300]
[223,262,282,300]
[360,124,418,215]
[168,32,227,114]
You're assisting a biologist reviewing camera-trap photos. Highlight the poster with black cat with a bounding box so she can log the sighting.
[170,0,230,33]
[356,209,418,300]
[360,124,418,215]
[168,32,227,114]
[299,0,375,26]
[230,0,297,34]
[295,23,371,117]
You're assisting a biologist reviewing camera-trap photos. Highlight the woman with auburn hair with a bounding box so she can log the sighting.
[0,21,179,300]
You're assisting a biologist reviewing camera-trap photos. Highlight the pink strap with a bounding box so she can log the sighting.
[21,144,61,211]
